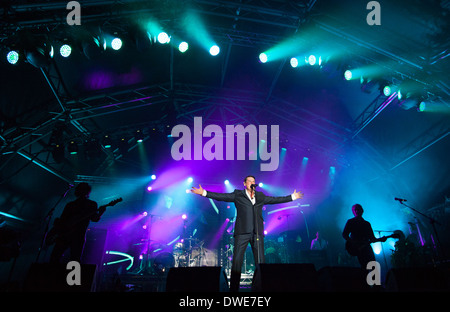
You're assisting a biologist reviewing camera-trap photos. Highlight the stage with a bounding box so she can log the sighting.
[1,0,449,296]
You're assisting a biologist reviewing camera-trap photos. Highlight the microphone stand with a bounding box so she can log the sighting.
[398,200,446,265]
[374,230,394,271]
[35,184,73,263]
[250,186,262,266]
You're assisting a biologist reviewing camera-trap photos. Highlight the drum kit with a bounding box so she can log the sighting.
[134,237,212,275]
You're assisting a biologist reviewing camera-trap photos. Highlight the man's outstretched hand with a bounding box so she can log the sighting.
[293,190,304,200]
[191,184,204,195]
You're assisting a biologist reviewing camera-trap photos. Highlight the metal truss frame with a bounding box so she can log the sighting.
[1,0,448,183]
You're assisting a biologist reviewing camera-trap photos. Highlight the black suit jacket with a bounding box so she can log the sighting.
[205,189,293,236]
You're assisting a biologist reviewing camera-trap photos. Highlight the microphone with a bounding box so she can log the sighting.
[394,197,407,202]
[251,184,257,189]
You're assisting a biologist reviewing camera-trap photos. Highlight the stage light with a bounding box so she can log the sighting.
[82,37,106,60]
[329,166,336,175]
[102,135,112,148]
[60,44,72,57]
[147,186,152,192]
[258,182,264,187]
[209,45,220,56]
[259,53,268,63]
[344,69,352,81]
[182,214,187,220]
[52,143,65,163]
[68,140,78,155]
[135,129,144,143]
[111,37,123,50]
[178,41,189,53]
[290,57,298,68]
[151,174,156,180]
[6,51,19,65]
[224,179,229,185]
[187,177,193,183]
[142,211,148,217]
[25,44,54,68]
[383,85,392,96]
[307,55,316,66]
[118,137,128,155]
[157,32,170,44]
[418,101,426,112]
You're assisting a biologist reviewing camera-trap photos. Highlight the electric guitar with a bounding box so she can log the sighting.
[45,198,122,246]
[345,233,400,256]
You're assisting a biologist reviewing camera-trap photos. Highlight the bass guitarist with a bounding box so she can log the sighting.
[342,204,387,269]
[48,183,106,264]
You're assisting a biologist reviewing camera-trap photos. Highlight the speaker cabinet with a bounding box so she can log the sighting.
[386,267,450,291]
[317,266,371,292]
[166,266,229,292]
[252,263,318,292]
[23,263,97,292]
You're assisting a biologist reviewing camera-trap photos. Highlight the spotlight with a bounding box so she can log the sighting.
[157,32,170,44]
[60,44,72,57]
[7,51,19,64]
[102,135,112,148]
[118,138,128,155]
[187,177,193,183]
[209,45,220,56]
[111,37,123,50]
[224,179,229,185]
[178,41,189,53]
[344,69,353,81]
[290,57,298,68]
[52,143,65,163]
[182,214,187,220]
[258,182,264,187]
[307,55,316,66]
[383,85,392,96]
[147,186,153,192]
[68,140,78,155]
[259,53,268,63]
[82,36,106,60]
[135,130,144,143]
[418,101,426,112]
[25,43,54,68]
[142,211,148,217]
[151,174,156,180]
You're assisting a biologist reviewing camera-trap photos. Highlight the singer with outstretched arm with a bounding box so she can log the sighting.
[191,175,303,292]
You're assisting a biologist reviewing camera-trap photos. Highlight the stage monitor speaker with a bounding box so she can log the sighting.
[317,266,370,292]
[166,266,229,292]
[252,263,318,292]
[81,228,108,269]
[385,267,450,292]
[23,263,97,292]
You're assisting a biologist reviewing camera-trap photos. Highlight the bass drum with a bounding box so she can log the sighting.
[152,252,175,274]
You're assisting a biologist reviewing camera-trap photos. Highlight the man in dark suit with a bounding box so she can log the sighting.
[192,175,303,292]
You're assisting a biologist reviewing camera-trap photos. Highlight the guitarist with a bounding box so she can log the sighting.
[49,183,106,264]
[342,204,386,269]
